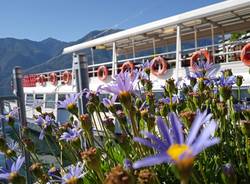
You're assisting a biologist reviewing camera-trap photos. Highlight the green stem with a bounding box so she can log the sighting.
[44,136,66,172]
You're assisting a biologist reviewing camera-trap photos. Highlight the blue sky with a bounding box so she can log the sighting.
[0,0,223,42]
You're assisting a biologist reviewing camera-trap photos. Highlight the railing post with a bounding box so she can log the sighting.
[13,67,32,184]
[176,25,182,80]
[73,53,89,114]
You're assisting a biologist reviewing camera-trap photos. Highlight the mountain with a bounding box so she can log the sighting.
[0,29,121,95]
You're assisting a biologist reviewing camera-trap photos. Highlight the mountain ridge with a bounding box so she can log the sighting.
[0,29,121,95]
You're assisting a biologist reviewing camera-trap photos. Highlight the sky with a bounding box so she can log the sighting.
[0,0,223,42]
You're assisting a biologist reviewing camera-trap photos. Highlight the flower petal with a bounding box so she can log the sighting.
[168,113,183,144]
[157,116,173,145]
[133,153,170,169]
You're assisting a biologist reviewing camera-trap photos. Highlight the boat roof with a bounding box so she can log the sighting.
[63,0,250,55]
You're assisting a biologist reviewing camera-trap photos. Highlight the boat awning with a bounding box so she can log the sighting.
[62,0,250,55]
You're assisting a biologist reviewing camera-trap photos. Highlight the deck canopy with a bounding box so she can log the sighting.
[63,0,250,55]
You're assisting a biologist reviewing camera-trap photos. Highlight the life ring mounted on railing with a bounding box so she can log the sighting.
[150,56,167,76]
[241,43,250,67]
[36,75,46,86]
[62,71,72,84]
[97,66,108,81]
[190,49,212,70]
[121,61,134,75]
[49,73,57,85]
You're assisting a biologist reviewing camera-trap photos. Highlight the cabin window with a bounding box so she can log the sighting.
[35,94,44,100]
[26,94,34,106]
[58,94,66,102]
[45,94,56,109]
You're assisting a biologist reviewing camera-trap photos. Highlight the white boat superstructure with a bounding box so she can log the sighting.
[23,0,250,122]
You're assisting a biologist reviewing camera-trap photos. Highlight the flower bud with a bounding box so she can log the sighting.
[87,102,96,114]
[180,110,196,127]
[240,120,250,137]
[124,159,133,171]
[80,147,101,171]
[8,172,26,184]
[219,86,231,102]
[104,165,134,184]
[135,98,143,110]
[144,68,150,76]
[0,136,8,152]
[236,75,243,87]
[119,91,132,108]
[116,111,127,126]
[67,103,78,115]
[79,114,92,131]
[35,106,42,113]
[222,163,237,184]
[138,169,155,184]
[222,69,233,77]
[22,138,35,152]
[5,149,16,158]
[165,78,177,94]
[103,118,115,133]
[6,115,15,127]
[29,163,44,179]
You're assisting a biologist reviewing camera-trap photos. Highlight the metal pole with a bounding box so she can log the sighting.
[112,42,117,77]
[152,38,156,56]
[194,27,198,51]
[211,24,215,62]
[13,67,32,184]
[91,48,95,77]
[73,53,89,114]
[132,39,136,61]
[176,25,181,80]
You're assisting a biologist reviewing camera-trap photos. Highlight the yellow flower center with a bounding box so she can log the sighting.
[167,144,194,169]
[66,177,78,184]
[167,144,190,161]
[67,103,76,110]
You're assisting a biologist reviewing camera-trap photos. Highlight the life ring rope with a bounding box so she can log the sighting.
[121,61,134,75]
[150,56,167,76]
[241,43,250,66]
[49,73,57,85]
[190,49,212,70]
[62,71,72,84]
[97,66,108,81]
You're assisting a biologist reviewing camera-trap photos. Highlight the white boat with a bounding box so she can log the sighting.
[22,0,250,124]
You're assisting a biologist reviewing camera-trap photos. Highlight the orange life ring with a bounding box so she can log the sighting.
[36,75,46,86]
[241,43,250,66]
[190,49,212,70]
[97,66,108,81]
[62,71,72,84]
[150,56,167,76]
[49,73,57,85]
[121,61,134,75]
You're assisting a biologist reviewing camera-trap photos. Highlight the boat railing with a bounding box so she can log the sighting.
[23,39,248,82]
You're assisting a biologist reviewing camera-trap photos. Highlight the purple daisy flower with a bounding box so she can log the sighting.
[159,95,178,104]
[192,60,213,72]
[0,156,25,180]
[99,71,139,101]
[32,99,44,109]
[133,109,219,169]
[59,127,82,142]
[50,163,86,184]
[102,98,115,108]
[57,93,81,109]
[83,88,100,99]
[217,75,236,87]
[35,115,54,140]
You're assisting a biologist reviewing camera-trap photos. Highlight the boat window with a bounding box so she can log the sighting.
[26,94,34,106]
[58,94,66,101]
[45,94,56,109]
[35,94,44,100]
